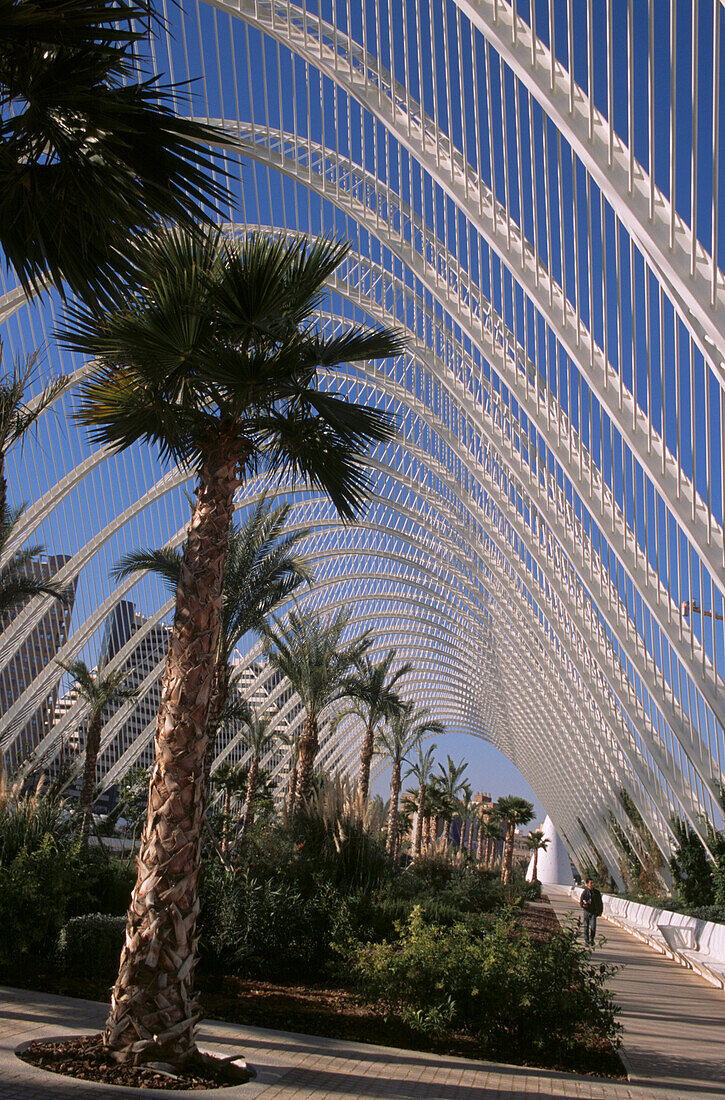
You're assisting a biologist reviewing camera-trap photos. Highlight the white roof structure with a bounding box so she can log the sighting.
[1,0,724,882]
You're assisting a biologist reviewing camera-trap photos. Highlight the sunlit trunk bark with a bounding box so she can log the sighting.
[239,753,259,845]
[286,752,298,822]
[80,712,102,849]
[295,713,318,804]
[104,437,242,1067]
[476,822,485,865]
[386,760,401,859]
[357,722,374,803]
[532,848,539,882]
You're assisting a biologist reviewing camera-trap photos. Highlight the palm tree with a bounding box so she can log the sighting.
[115,497,313,776]
[0,0,235,302]
[526,829,550,883]
[376,703,442,859]
[210,762,247,856]
[57,659,136,847]
[236,711,280,845]
[0,509,70,624]
[64,227,403,1068]
[435,755,470,849]
[265,606,370,804]
[496,795,535,885]
[337,649,411,802]
[406,744,438,860]
[0,348,66,526]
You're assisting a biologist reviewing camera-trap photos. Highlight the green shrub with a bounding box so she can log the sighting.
[0,841,75,967]
[58,913,126,979]
[199,863,352,981]
[344,906,621,1065]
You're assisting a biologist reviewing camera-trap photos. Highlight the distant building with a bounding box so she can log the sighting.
[0,554,75,768]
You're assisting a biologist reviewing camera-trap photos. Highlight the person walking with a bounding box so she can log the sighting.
[579,877,604,946]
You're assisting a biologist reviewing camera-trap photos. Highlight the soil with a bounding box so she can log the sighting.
[9,895,626,1087]
[19,1034,253,1091]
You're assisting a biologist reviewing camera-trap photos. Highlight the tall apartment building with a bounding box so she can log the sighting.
[0,554,75,769]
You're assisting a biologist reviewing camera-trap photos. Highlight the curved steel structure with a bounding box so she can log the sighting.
[1,0,723,879]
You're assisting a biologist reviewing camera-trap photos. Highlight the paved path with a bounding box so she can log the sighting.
[547,886,725,1098]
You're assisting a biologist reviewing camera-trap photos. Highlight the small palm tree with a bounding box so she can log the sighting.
[476,815,502,869]
[0,348,66,526]
[115,497,313,775]
[65,227,402,1068]
[337,649,411,802]
[211,762,247,856]
[276,727,299,823]
[265,607,370,804]
[526,829,550,883]
[376,703,443,859]
[0,509,70,624]
[496,794,535,885]
[237,711,280,845]
[0,0,235,302]
[57,659,136,847]
[435,755,470,849]
[406,744,438,860]
[457,786,476,853]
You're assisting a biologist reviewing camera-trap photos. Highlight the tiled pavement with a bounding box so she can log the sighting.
[2,891,725,1100]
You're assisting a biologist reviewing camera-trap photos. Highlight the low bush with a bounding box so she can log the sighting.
[343,905,621,1067]
[0,841,75,967]
[58,914,126,980]
[199,863,352,981]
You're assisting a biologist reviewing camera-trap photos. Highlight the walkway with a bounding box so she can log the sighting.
[547,886,725,1097]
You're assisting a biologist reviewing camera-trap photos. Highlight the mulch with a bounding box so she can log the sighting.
[18,1033,253,1091]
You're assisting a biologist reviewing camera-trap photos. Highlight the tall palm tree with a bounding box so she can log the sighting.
[496,794,535,885]
[64,227,403,1068]
[375,703,443,859]
[115,497,313,775]
[236,711,279,845]
[435,755,470,849]
[337,649,411,802]
[57,659,136,847]
[0,508,71,626]
[210,762,247,856]
[0,348,66,526]
[526,829,550,883]
[264,606,370,804]
[406,743,438,860]
[0,0,235,302]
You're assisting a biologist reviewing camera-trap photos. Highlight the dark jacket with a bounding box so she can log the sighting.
[580,886,603,916]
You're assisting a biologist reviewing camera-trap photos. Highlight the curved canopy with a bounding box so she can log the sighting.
[1,0,723,880]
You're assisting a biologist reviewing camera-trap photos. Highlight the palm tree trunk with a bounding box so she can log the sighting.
[386,761,401,859]
[423,815,432,850]
[239,753,259,845]
[476,822,485,865]
[202,662,230,784]
[0,455,7,529]
[413,782,425,858]
[357,721,374,803]
[532,848,539,882]
[104,436,243,1067]
[80,713,102,849]
[502,820,515,884]
[295,714,318,804]
[221,788,231,856]
[286,753,298,822]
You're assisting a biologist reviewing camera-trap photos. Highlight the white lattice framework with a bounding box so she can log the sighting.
[1,0,723,879]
